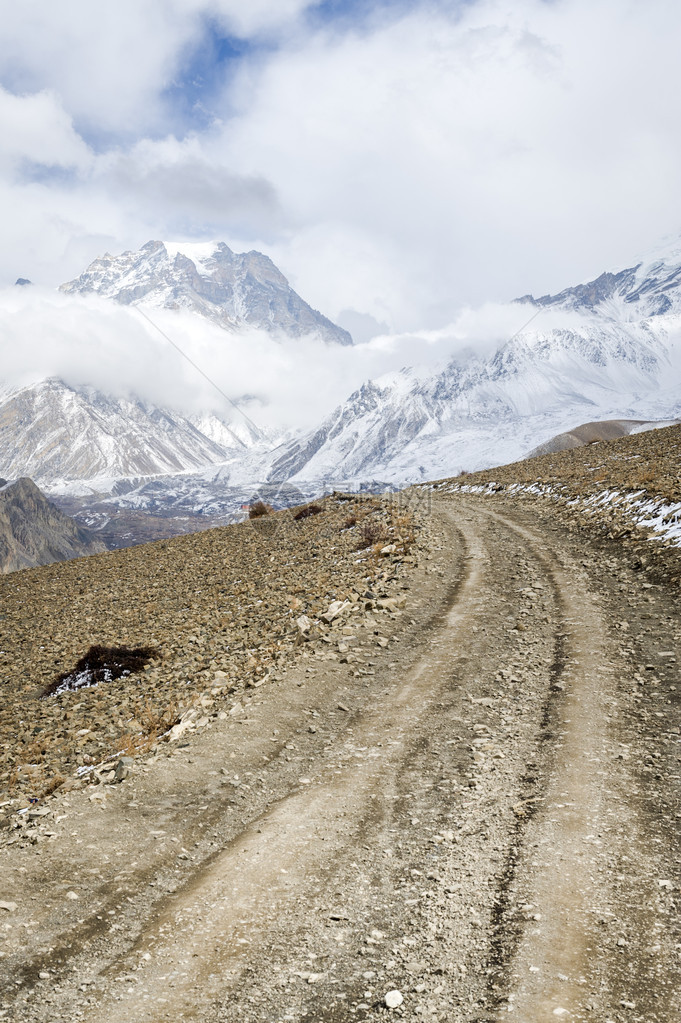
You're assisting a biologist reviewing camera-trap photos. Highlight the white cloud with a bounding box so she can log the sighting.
[1,0,681,335]
[96,135,283,238]
[0,285,570,431]
[213,0,681,326]
[0,1,314,137]
[0,87,92,174]
[207,0,314,37]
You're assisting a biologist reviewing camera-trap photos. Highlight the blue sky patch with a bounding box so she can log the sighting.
[163,21,266,133]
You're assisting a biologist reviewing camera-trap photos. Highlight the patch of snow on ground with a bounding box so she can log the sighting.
[421,480,681,549]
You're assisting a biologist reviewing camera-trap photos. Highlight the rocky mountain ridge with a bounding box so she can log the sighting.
[517,239,681,318]
[0,477,105,573]
[0,378,263,484]
[60,240,352,345]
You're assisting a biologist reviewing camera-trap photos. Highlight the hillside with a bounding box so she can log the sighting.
[430,420,681,501]
[0,493,417,804]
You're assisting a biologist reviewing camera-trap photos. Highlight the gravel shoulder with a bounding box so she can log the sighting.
[1,494,680,1023]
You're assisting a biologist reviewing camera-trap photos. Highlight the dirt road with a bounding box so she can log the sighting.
[1,496,680,1022]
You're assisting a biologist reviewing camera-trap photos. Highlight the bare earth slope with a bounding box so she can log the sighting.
[527,418,680,457]
[0,472,680,1021]
[435,420,681,503]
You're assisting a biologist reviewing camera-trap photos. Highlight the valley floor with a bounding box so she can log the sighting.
[1,496,680,1022]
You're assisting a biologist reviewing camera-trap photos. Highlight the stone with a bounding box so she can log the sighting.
[27,807,50,820]
[385,990,404,1008]
[0,901,18,913]
[296,614,313,635]
[65,890,79,901]
[113,757,134,783]
[321,600,349,624]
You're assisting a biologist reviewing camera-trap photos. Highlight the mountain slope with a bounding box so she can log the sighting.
[269,274,681,484]
[60,240,352,345]
[526,418,680,457]
[0,378,256,484]
[0,477,105,572]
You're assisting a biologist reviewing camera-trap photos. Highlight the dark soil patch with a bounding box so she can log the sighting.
[43,644,160,697]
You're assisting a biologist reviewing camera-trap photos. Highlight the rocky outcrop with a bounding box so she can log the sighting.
[0,477,105,573]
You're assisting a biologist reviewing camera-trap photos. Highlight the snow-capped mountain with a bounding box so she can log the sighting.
[60,240,352,345]
[517,238,681,318]
[4,236,681,548]
[267,245,681,484]
[0,378,263,483]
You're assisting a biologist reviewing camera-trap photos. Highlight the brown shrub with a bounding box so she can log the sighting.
[354,518,387,550]
[293,503,323,521]
[248,500,274,518]
[38,773,66,800]
[116,699,180,757]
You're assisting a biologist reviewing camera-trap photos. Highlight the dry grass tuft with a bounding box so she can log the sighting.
[293,503,323,522]
[117,698,181,757]
[248,500,274,519]
[37,773,66,800]
[354,518,388,550]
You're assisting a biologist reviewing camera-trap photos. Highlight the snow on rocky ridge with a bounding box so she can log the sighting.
[60,240,352,345]
[269,305,681,485]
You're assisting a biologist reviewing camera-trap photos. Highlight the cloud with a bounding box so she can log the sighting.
[0,1,315,139]
[99,136,283,237]
[1,0,681,336]
[212,0,681,327]
[0,285,579,433]
[0,87,92,175]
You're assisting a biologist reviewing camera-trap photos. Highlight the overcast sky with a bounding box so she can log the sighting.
[1,0,680,337]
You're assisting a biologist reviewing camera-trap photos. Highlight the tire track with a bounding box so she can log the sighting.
[80,519,486,1023]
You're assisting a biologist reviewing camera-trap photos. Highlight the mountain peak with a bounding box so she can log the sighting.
[60,240,352,345]
[518,240,681,319]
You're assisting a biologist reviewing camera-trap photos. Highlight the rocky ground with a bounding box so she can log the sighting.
[0,432,680,1023]
[0,494,416,807]
[427,422,681,592]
